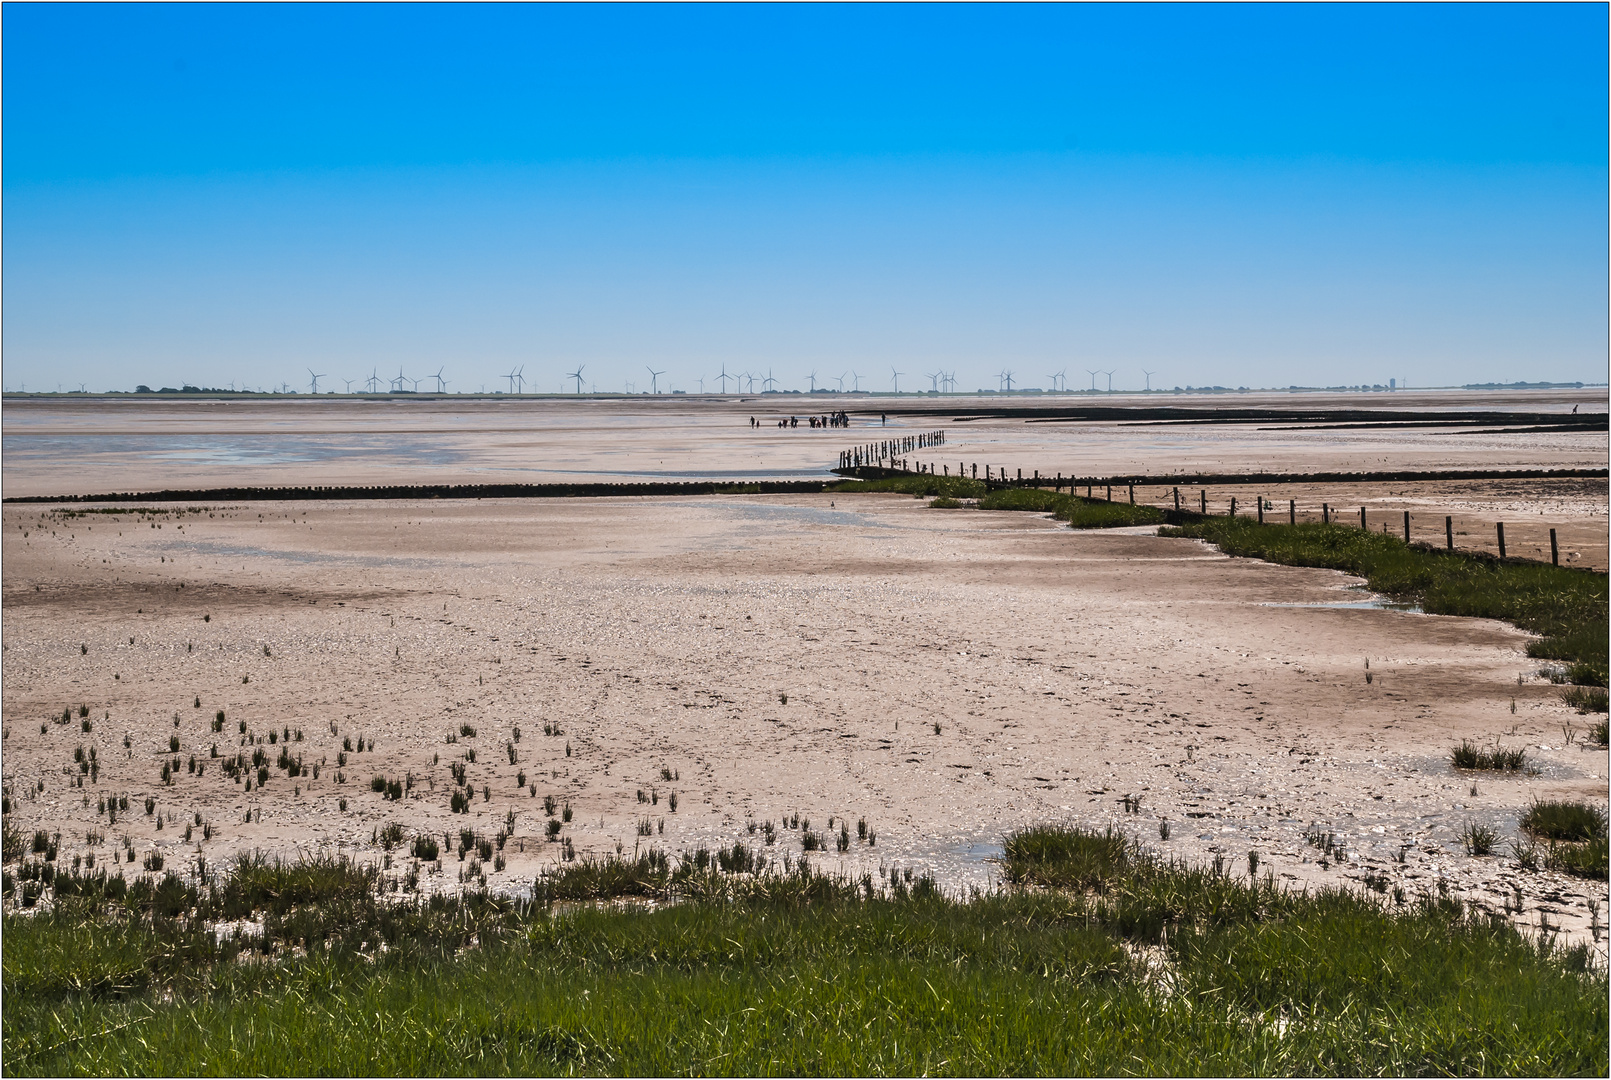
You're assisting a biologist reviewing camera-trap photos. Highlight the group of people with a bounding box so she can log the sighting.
[750,411,853,429]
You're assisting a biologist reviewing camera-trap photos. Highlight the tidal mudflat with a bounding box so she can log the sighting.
[5,478,1606,946]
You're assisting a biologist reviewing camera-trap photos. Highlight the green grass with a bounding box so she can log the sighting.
[1563,685,1609,714]
[1451,741,1528,771]
[1161,518,1608,686]
[1521,800,1608,843]
[834,477,1167,529]
[829,475,987,499]
[1545,836,1609,880]
[976,487,1168,528]
[1002,822,1135,890]
[3,833,1605,1076]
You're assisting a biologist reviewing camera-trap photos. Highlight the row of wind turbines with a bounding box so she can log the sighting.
[302,363,1161,396]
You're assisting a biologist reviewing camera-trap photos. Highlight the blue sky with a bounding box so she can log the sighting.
[4,3,1605,394]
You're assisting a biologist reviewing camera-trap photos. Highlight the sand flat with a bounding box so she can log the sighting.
[4,490,1605,948]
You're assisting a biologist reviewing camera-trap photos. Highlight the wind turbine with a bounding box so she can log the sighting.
[696,376,705,393]
[1141,369,1156,391]
[763,369,777,392]
[1086,369,1100,391]
[834,372,847,392]
[806,370,819,392]
[646,367,665,394]
[1000,370,1015,392]
[926,371,940,393]
[890,367,903,393]
[850,371,863,392]
[366,368,382,393]
[307,369,326,394]
[390,368,408,393]
[342,378,354,394]
[716,366,734,394]
[1104,370,1115,392]
[567,365,586,394]
[430,367,447,393]
[1049,369,1066,392]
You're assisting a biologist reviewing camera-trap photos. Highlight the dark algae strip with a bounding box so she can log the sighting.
[12,467,1600,504]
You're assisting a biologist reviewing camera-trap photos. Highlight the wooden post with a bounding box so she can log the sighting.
[1174,488,1181,512]
[1550,528,1559,566]
[1289,499,1295,525]
[1128,484,1134,504]
[1229,496,1236,517]
[1445,515,1453,550]
[1200,490,1207,513]
[1322,503,1329,524]
[1106,484,1112,502]
[1257,497,1264,524]
[1497,522,1506,559]
[1403,510,1410,543]
[1359,506,1366,530]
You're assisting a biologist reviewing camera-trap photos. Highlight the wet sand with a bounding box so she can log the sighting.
[3,387,1605,498]
[4,489,1606,951]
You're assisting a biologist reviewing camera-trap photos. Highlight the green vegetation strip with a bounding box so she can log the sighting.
[977,486,1167,528]
[4,834,1606,1076]
[1162,517,1608,687]
[829,476,1168,528]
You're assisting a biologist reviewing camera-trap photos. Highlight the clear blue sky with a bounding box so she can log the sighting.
[4,3,1605,394]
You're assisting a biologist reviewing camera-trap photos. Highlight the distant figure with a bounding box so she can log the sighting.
[881,412,887,426]
[1573,404,1579,414]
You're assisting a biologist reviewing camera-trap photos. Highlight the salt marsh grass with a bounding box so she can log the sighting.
[1164,518,1608,686]
[4,830,1603,1076]
[1452,741,1528,771]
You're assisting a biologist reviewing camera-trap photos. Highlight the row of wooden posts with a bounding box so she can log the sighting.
[837,431,946,471]
[837,455,1569,568]
[1195,491,1561,565]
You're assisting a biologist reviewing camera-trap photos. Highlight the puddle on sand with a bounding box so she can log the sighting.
[1260,590,1422,614]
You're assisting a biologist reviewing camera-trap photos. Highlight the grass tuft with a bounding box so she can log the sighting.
[1001,824,1135,891]
[1451,741,1527,771]
[1521,799,1608,843]
[1562,686,1609,714]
